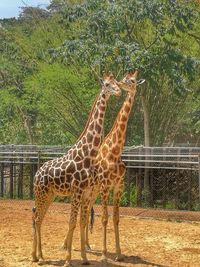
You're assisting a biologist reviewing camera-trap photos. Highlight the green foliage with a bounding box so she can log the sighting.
[120,191,129,207]
[55,0,199,81]
[129,184,137,207]
[0,0,200,146]
[0,6,98,145]
[22,63,98,144]
[53,0,200,145]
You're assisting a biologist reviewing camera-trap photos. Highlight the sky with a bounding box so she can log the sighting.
[0,0,51,19]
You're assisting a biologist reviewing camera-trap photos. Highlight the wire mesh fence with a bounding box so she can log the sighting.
[0,145,200,221]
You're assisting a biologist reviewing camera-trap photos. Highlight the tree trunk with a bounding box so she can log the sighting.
[140,86,151,206]
[17,107,34,144]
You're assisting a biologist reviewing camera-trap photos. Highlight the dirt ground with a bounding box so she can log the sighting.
[0,200,200,267]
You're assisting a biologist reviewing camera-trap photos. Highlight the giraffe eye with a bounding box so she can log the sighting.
[124,79,131,84]
[130,78,135,84]
[104,82,109,87]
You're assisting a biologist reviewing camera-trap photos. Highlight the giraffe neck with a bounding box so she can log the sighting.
[104,91,136,156]
[75,89,108,158]
[76,91,100,143]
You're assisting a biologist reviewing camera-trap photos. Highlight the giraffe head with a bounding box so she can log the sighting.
[118,71,145,92]
[101,73,121,96]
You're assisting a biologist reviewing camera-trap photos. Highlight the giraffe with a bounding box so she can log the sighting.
[31,74,122,267]
[84,71,145,262]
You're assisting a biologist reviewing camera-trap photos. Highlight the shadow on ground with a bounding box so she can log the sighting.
[38,252,169,267]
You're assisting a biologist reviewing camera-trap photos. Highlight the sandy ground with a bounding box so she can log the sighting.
[0,200,200,267]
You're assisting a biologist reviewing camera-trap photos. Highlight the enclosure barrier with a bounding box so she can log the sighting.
[0,145,200,221]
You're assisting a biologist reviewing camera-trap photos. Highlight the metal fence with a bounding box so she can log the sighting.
[0,145,200,221]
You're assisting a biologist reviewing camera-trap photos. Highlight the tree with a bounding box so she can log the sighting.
[0,0,199,148]
[0,8,97,145]
[53,0,200,144]
[51,0,200,202]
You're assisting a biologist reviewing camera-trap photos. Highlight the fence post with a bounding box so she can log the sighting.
[18,163,23,199]
[126,155,131,206]
[10,161,13,199]
[0,163,4,197]
[10,145,14,199]
[37,151,41,169]
[137,147,142,207]
[30,164,34,199]
[144,147,150,206]
[162,148,167,209]
[198,154,200,203]
[175,148,180,209]
[136,171,142,207]
[188,174,192,210]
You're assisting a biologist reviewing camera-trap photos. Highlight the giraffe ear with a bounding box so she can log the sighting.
[137,79,145,85]
[108,72,114,79]
[102,72,108,79]
[129,70,135,75]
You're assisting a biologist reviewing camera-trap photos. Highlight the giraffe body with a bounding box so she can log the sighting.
[85,71,144,261]
[32,75,121,267]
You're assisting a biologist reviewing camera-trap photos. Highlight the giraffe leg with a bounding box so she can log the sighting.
[100,190,109,262]
[85,208,92,251]
[62,234,68,250]
[85,206,95,251]
[80,195,90,265]
[85,191,98,251]
[113,184,124,262]
[32,207,38,262]
[85,223,91,251]
[64,192,81,267]
[32,190,54,262]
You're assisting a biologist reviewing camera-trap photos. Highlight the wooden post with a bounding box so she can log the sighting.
[18,163,23,199]
[162,175,167,209]
[13,163,17,199]
[30,163,34,199]
[137,147,143,207]
[37,151,41,169]
[136,171,142,207]
[188,174,192,210]
[0,163,4,197]
[149,148,153,207]
[10,161,13,199]
[126,155,131,206]
[162,148,167,209]
[175,171,180,209]
[10,145,14,199]
[198,154,200,203]
[175,148,181,209]
[150,168,153,207]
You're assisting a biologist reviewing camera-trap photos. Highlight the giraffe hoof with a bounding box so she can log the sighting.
[38,260,45,265]
[32,257,39,262]
[100,256,107,263]
[115,255,124,262]
[64,262,73,267]
[85,244,91,251]
[81,260,90,265]
[37,257,45,265]
[61,244,67,250]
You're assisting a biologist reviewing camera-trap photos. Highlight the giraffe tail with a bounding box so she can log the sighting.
[89,206,95,233]
[32,207,36,230]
